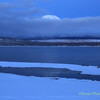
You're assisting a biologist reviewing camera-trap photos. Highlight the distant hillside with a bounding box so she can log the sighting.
[0,37,100,46]
[1,36,100,40]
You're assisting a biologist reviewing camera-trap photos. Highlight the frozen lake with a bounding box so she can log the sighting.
[0,46,100,66]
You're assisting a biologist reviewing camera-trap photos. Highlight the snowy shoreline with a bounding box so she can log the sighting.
[0,61,100,75]
[0,45,100,47]
[0,61,100,100]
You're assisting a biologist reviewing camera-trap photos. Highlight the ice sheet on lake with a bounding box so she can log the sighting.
[0,61,100,75]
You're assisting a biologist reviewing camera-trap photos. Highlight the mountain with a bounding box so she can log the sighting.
[0,37,100,46]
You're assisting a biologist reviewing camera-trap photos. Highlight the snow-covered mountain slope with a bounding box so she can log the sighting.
[31,39,100,43]
[1,37,100,46]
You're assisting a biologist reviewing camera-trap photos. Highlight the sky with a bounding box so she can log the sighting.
[0,0,100,38]
[34,0,100,18]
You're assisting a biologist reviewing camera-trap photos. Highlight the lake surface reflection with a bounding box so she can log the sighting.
[0,46,100,66]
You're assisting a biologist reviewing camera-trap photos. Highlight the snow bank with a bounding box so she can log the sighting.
[0,73,100,100]
[0,61,100,75]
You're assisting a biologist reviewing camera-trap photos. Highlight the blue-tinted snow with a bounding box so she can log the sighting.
[0,61,100,75]
[0,73,100,100]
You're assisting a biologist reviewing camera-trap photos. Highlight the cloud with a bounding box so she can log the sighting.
[0,0,47,19]
[0,15,100,38]
[0,0,100,38]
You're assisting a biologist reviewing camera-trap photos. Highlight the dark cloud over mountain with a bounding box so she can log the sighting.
[0,0,100,38]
